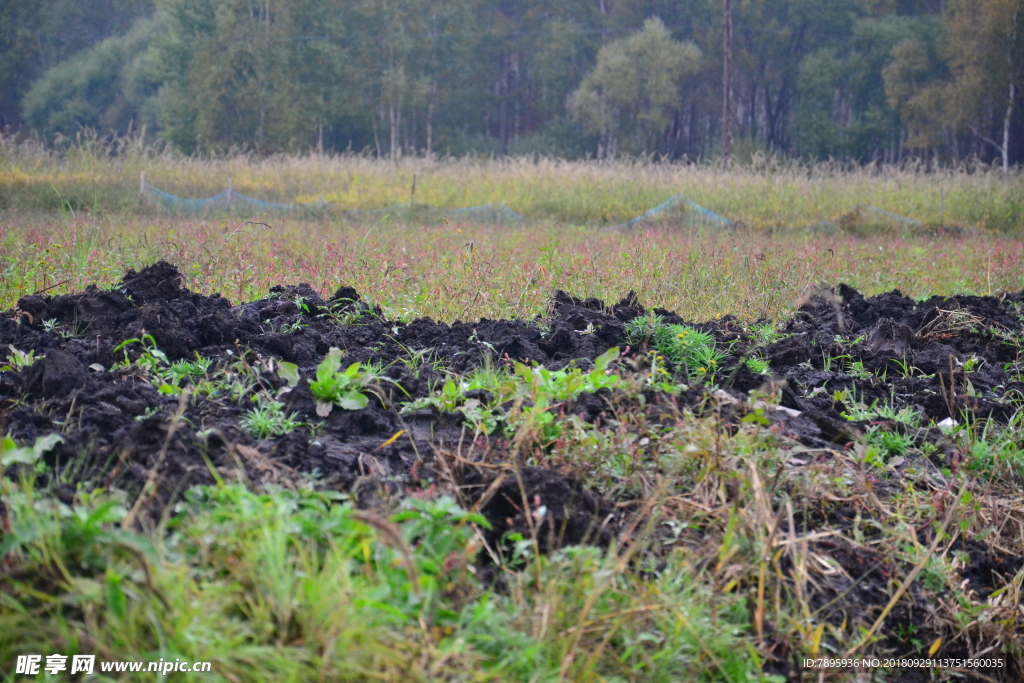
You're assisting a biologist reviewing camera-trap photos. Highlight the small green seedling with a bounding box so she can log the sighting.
[1,433,63,468]
[626,316,727,382]
[113,334,169,374]
[40,317,82,340]
[866,428,913,459]
[278,319,306,334]
[834,333,867,346]
[113,336,213,394]
[745,356,770,374]
[847,360,872,379]
[167,355,214,385]
[309,347,374,416]
[623,315,666,346]
[1,345,41,372]
[410,377,464,413]
[401,372,506,434]
[750,321,786,345]
[135,406,162,422]
[960,355,983,373]
[242,397,303,439]
[276,361,300,387]
[658,325,725,381]
[514,347,621,401]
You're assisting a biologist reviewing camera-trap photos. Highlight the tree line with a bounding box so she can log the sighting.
[1,0,1021,166]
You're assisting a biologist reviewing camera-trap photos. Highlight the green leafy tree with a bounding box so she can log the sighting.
[0,0,152,129]
[23,17,163,136]
[881,36,946,152]
[343,0,475,159]
[569,17,701,156]
[941,0,1024,171]
[153,0,358,153]
[9,0,1019,163]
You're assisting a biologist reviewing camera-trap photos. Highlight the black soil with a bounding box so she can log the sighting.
[4,261,1024,679]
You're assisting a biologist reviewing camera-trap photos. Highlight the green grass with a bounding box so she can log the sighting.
[0,450,774,681]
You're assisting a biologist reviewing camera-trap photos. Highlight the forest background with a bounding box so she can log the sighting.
[1,0,1022,168]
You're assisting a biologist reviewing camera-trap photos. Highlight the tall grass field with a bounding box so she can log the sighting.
[1,134,1023,320]
[2,133,1023,229]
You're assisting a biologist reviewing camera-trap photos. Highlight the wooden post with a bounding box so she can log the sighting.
[226,176,233,210]
[139,171,145,196]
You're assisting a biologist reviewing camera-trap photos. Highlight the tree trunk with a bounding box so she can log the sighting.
[373,109,382,159]
[390,103,398,163]
[722,0,733,164]
[427,82,435,157]
[1002,2,1020,172]
[257,0,269,151]
[1002,82,1015,173]
[427,99,434,157]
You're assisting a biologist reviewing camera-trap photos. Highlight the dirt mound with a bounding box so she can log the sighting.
[6,261,1024,678]
[5,262,1024,526]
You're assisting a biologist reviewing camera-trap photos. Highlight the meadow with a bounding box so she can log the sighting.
[1,132,1023,321]
[5,212,1024,324]
[2,131,1024,226]
[4,141,1024,682]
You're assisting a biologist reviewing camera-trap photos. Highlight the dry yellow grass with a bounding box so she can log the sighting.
[2,134,1022,229]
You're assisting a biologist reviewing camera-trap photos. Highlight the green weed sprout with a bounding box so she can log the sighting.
[400,369,509,435]
[866,428,913,459]
[309,347,375,416]
[745,356,770,374]
[625,316,727,382]
[112,334,180,394]
[241,397,303,439]
[750,321,785,345]
[1,433,63,468]
[1,345,41,372]
[656,325,726,382]
[514,347,621,401]
[401,348,621,437]
[847,359,872,379]
[113,336,213,395]
[167,355,214,385]
[622,315,665,346]
[113,334,168,372]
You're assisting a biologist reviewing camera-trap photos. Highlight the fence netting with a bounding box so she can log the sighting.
[808,204,925,233]
[141,180,926,230]
[612,194,733,229]
[141,180,524,224]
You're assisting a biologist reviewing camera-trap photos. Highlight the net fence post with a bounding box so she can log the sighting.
[226,176,233,211]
